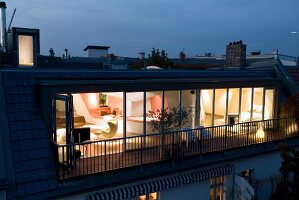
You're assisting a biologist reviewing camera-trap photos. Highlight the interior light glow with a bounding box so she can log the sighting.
[256,127,265,139]
[88,93,98,109]
[18,35,34,66]
[287,122,298,135]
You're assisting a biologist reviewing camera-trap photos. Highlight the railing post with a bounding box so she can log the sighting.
[285,118,288,141]
[200,129,203,157]
[224,125,227,155]
[140,136,143,170]
[246,123,249,147]
[172,131,175,161]
[104,141,107,172]
[263,120,270,146]
[62,146,65,180]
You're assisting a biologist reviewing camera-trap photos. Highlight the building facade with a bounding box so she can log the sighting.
[0,2,299,200]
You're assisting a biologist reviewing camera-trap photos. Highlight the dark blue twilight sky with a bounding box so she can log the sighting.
[6,0,299,58]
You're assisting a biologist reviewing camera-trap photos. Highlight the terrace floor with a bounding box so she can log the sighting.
[54,120,298,180]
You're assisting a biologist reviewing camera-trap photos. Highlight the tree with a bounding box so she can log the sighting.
[128,48,174,69]
[147,48,173,69]
[270,143,299,200]
[146,106,191,133]
[147,106,191,159]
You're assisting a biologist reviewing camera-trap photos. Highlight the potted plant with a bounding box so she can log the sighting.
[99,93,107,107]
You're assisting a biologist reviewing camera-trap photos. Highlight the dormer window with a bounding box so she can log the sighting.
[6,27,40,67]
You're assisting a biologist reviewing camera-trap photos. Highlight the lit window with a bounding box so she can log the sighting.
[210,176,225,200]
[18,35,34,66]
[139,192,159,200]
[241,169,254,185]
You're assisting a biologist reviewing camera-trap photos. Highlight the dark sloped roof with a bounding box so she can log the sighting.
[288,67,299,87]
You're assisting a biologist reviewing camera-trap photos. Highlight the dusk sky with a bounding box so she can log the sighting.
[6,0,299,58]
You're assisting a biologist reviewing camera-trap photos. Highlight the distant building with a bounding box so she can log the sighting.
[84,45,110,58]
[1,2,299,200]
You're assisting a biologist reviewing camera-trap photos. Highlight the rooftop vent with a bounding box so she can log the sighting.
[179,51,185,61]
[0,1,7,51]
[139,52,145,60]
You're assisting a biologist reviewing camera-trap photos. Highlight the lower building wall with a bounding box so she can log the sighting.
[159,180,210,200]
[231,150,285,200]
[127,151,284,200]
[0,190,6,200]
[59,149,294,200]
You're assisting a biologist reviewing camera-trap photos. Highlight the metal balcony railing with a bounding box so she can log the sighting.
[50,117,299,180]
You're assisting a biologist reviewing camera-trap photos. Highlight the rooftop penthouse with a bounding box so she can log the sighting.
[0,2,299,200]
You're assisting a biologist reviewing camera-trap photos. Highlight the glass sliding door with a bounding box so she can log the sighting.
[126,92,144,137]
[164,90,180,110]
[240,88,252,123]
[181,90,196,128]
[227,88,240,124]
[164,90,180,129]
[146,91,163,134]
[102,92,123,138]
[214,89,227,126]
[252,88,263,121]
[53,94,74,166]
[264,89,274,120]
[200,89,214,127]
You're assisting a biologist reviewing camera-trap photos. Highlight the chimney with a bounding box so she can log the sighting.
[107,53,115,60]
[179,51,185,61]
[139,52,145,60]
[226,40,246,68]
[205,53,212,57]
[0,1,6,51]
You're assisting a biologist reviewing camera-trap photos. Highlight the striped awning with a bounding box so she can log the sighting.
[85,164,234,200]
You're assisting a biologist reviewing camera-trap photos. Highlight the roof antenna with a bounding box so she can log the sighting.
[7,8,16,31]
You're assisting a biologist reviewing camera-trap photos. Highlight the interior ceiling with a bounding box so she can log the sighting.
[103,92,160,102]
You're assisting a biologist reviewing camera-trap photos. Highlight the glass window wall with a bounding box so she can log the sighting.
[252,88,263,121]
[126,92,144,136]
[181,90,196,128]
[240,88,252,122]
[146,91,163,134]
[214,89,227,126]
[264,89,274,119]
[227,88,240,124]
[200,89,214,127]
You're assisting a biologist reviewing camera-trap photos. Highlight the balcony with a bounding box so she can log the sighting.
[50,117,299,180]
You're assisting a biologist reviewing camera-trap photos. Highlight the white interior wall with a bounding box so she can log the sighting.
[72,94,104,125]
[214,89,227,116]
[241,89,252,112]
[228,89,239,114]
[132,100,144,116]
[165,91,179,108]
[201,90,213,114]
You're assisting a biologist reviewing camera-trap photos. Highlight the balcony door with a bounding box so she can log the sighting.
[52,94,74,166]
